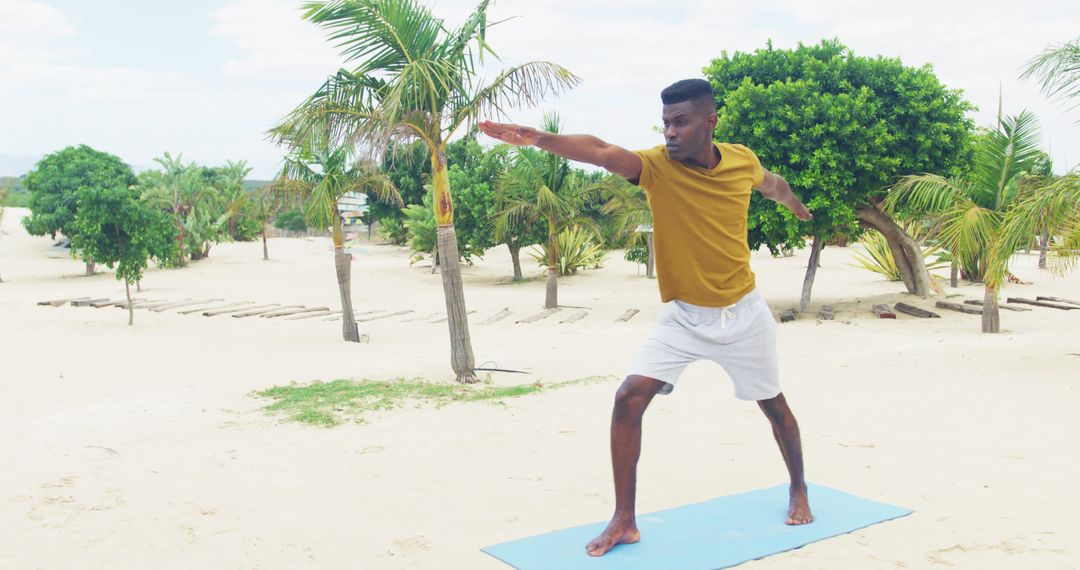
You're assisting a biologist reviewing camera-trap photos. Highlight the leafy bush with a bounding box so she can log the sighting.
[529,226,605,275]
[274,208,309,233]
[402,202,436,254]
[376,217,409,245]
[850,225,949,280]
[624,244,649,264]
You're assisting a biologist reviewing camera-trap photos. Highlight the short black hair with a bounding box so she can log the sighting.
[660,79,715,106]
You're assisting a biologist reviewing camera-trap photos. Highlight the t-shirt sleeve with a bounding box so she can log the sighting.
[632,146,665,192]
[745,147,766,188]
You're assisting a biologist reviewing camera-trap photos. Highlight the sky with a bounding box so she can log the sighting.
[1,0,1077,179]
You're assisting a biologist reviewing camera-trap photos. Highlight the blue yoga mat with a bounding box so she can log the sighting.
[482,483,911,569]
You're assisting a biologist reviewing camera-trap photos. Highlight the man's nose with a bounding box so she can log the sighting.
[665,125,677,140]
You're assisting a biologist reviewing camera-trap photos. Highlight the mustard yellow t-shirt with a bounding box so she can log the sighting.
[634,142,765,307]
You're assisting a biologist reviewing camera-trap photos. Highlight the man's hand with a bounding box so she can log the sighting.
[785,198,813,221]
[478,121,539,147]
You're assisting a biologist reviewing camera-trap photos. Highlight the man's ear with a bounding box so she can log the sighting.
[706,112,718,130]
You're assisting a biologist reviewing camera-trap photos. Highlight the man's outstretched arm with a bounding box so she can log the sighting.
[479,121,642,181]
[756,170,813,221]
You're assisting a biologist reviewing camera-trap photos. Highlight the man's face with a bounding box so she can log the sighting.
[661,99,717,161]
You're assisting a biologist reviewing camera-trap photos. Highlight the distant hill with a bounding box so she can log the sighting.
[243,180,272,192]
[0,154,41,177]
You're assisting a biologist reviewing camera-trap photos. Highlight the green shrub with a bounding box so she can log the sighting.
[624,244,649,264]
[274,208,309,233]
[850,225,949,281]
[376,217,409,245]
[529,226,605,275]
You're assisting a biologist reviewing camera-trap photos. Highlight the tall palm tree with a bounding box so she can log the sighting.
[886,111,1052,333]
[273,0,578,382]
[601,180,654,278]
[273,128,401,342]
[493,114,602,309]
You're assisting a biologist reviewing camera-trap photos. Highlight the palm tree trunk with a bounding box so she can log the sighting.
[545,227,558,309]
[262,224,269,261]
[125,279,133,326]
[799,235,823,312]
[333,214,360,343]
[431,244,439,274]
[431,149,476,383]
[645,232,656,279]
[982,283,1000,333]
[508,242,523,281]
[856,204,930,297]
[950,259,958,288]
[1038,229,1049,269]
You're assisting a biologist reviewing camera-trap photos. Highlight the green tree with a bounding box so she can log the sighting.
[71,185,175,325]
[274,0,578,382]
[494,114,603,308]
[22,145,137,275]
[273,129,401,343]
[886,111,1058,333]
[601,179,654,278]
[704,39,975,309]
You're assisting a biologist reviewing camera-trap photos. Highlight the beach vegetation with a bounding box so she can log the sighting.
[271,0,577,383]
[528,226,605,276]
[705,39,975,310]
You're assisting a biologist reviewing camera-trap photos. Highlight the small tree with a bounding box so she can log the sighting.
[71,185,175,325]
[22,145,137,275]
[601,179,654,278]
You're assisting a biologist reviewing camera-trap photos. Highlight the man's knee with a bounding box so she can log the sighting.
[613,375,664,416]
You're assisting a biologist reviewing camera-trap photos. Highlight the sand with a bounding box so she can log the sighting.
[1,205,1078,569]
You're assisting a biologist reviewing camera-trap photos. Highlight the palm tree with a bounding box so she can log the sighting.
[601,180,654,278]
[493,114,602,309]
[886,111,1053,332]
[273,128,401,343]
[1022,37,1080,116]
[273,0,578,382]
[998,172,1080,277]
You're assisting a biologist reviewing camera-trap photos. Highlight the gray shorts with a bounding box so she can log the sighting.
[626,289,781,401]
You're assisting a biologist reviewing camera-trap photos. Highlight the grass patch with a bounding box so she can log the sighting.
[254,376,609,427]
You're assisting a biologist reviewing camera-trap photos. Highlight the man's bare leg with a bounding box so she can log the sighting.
[757,392,813,525]
[586,375,666,556]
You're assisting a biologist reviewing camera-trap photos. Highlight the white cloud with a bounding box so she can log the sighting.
[0,0,76,65]
[213,0,343,78]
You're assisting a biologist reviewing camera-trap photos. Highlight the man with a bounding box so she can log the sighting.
[479,78,814,558]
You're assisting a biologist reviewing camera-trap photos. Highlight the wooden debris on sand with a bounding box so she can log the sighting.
[205,303,278,317]
[91,299,128,308]
[560,311,588,323]
[38,297,90,307]
[818,305,835,320]
[285,309,336,320]
[1036,296,1080,307]
[935,301,982,315]
[479,308,511,325]
[964,300,1030,312]
[894,302,940,318]
[615,309,640,323]
[433,310,475,323]
[72,298,110,307]
[232,305,302,318]
[779,308,797,323]
[1007,297,1077,310]
[872,304,896,319]
[357,310,413,323]
[261,307,329,319]
[518,308,558,324]
[178,301,251,315]
[151,299,223,312]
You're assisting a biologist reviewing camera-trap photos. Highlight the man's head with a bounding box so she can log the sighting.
[660,79,717,162]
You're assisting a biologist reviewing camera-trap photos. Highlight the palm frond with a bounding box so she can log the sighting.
[885,173,971,215]
[1021,38,1080,112]
[997,172,1080,276]
[450,61,580,132]
[972,111,1043,210]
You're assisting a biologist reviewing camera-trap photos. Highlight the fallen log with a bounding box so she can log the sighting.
[151,299,223,312]
[479,308,512,325]
[1007,297,1076,310]
[779,308,797,323]
[38,297,90,307]
[285,309,336,320]
[261,306,329,319]
[232,305,302,318]
[872,304,896,319]
[615,309,640,323]
[433,310,475,323]
[935,301,982,315]
[72,298,110,307]
[178,301,251,315]
[964,300,1030,312]
[357,310,413,322]
[1036,296,1080,307]
[894,302,940,318]
[560,311,588,324]
[205,303,278,317]
[91,299,128,308]
[518,308,559,324]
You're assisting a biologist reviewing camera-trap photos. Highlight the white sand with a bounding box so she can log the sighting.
[2,205,1078,568]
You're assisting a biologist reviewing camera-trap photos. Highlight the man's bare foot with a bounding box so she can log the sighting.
[787,484,814,525]
[585,515,640,557]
